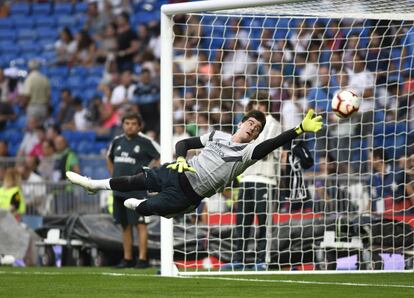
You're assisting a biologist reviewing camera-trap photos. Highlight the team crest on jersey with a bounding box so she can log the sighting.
[134,145,140,153]
[116,145,121,151]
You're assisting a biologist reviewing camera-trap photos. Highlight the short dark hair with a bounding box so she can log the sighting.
[241,110,266,133]
[122,112,143,125]
[372,148,388,161]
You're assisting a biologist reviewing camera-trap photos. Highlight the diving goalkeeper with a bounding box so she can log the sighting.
[66,109,322,218]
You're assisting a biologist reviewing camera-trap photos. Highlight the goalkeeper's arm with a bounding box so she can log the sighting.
[175,137,204,157]
[167,137,205,173]
[251,109,322,160]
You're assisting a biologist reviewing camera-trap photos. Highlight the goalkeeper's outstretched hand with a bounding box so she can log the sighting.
[167,156,196,173]
[295,109,323,134]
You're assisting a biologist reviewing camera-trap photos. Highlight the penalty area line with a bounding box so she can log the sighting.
[186,276,414,289]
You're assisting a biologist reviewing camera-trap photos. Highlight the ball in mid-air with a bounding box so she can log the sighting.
[331,90,360,118]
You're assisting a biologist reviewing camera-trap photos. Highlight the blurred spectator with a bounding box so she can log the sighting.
[369,148,405,213]
[132,68,160,134]
[110,70,136,110]
[16,158,45,215]
[363,29,391,85]
[84,0,110,41]
[220,39,254,81]
[347,52,375,99]
[398,152,414,214]
[0,140,8,157]
[0,168,25,219]
[28,126,47,158]
[72,98,93,131]
[17,116,40,157]
[19,60,51,121]
[116,12,139,72]
[55,27,77,66]
[289,21,312,53]
[96,22,118,64]
[53,135,80,181]
[45,124,61,142]
[38,140,56,181]
[57,88,76,129]
[342,32,360,69]
[172,121,190,156]
[0,100,16,130]
[269,69,290,119]
[326,20,345,51]
[281,82,307,131]
[148,23,161,59]
[73,30,97,67]
[0,68,11,102]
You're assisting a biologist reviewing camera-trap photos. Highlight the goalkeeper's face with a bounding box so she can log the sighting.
[235,117,262,143]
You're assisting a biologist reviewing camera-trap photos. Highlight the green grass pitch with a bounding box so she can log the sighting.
[0,267,413,297]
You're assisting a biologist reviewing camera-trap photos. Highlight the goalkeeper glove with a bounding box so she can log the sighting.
[167,156,196,173]
[295,109,323,135]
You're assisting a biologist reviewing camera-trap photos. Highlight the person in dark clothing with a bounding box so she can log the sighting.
[115,12,139,73]
[107,112,160,269]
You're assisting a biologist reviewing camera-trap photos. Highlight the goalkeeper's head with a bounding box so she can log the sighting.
[234,110,266,143]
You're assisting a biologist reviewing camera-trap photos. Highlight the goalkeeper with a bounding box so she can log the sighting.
[66,110,322,218]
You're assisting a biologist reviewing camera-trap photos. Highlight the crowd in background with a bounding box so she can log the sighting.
[0,0,412,217]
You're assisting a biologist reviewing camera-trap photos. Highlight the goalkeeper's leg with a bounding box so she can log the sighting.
[66,171,154,193]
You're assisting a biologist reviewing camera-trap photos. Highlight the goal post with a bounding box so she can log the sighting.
[160,0,414,276]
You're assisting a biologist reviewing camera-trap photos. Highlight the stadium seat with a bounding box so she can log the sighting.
[37,27,59,40]
[9,3,31,16]
[0,19,13,30]
[85,76,102,88]
[69,66,87,77]
[67,76,85,90]
[47,66,69,77]
[11,16,35,29]
[37,39,55,52]
[17,29,38,41]
[18,41,41,54]
[74,2,88,14]
[32,3,52,15]
[86,66,104,77]
[0,29,17,41]
[34,15,57,28]
[0,42,20,55]
[57,16,78,28]
[54,3,73,15]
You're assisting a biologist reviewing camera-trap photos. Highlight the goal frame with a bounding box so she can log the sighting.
[160,0,303,277]
[159,0,414,277]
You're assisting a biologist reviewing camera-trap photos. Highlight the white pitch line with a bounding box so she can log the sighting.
[0,271,413,289]
[186,276,414,289]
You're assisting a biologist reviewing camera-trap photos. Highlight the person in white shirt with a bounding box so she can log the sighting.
[232,94,282,269]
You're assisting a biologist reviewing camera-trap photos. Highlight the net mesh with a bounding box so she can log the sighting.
[167,0,414,273]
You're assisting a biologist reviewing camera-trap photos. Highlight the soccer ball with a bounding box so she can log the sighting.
[331,90,360,119]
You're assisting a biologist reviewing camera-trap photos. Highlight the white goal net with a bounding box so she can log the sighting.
[159,0,414,275]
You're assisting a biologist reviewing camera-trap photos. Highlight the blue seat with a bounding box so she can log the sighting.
[95,167,109,179]
[0,42,20,55]
[85,76,101,88]
[17,29,38,41]
[0,19,13,30]
[18,41,41,54]
[11,16,35,29]
[46,66,69,77]
[0,29,17,41]
[74,2,88,14]
[32,3,52,15]
[57,16,77,28]
[9,3,31,16]
[77,141,94,155]
[67,76,85,89]
[69,66,87,77]
[87,66,104,77]
[54,3,73,15]
[34,15,57,28]
[40,50,57,64]
[37,39,55,51]
[37,27,59,40]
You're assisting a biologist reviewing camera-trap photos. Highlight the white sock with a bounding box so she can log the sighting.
[92,179,111,190]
